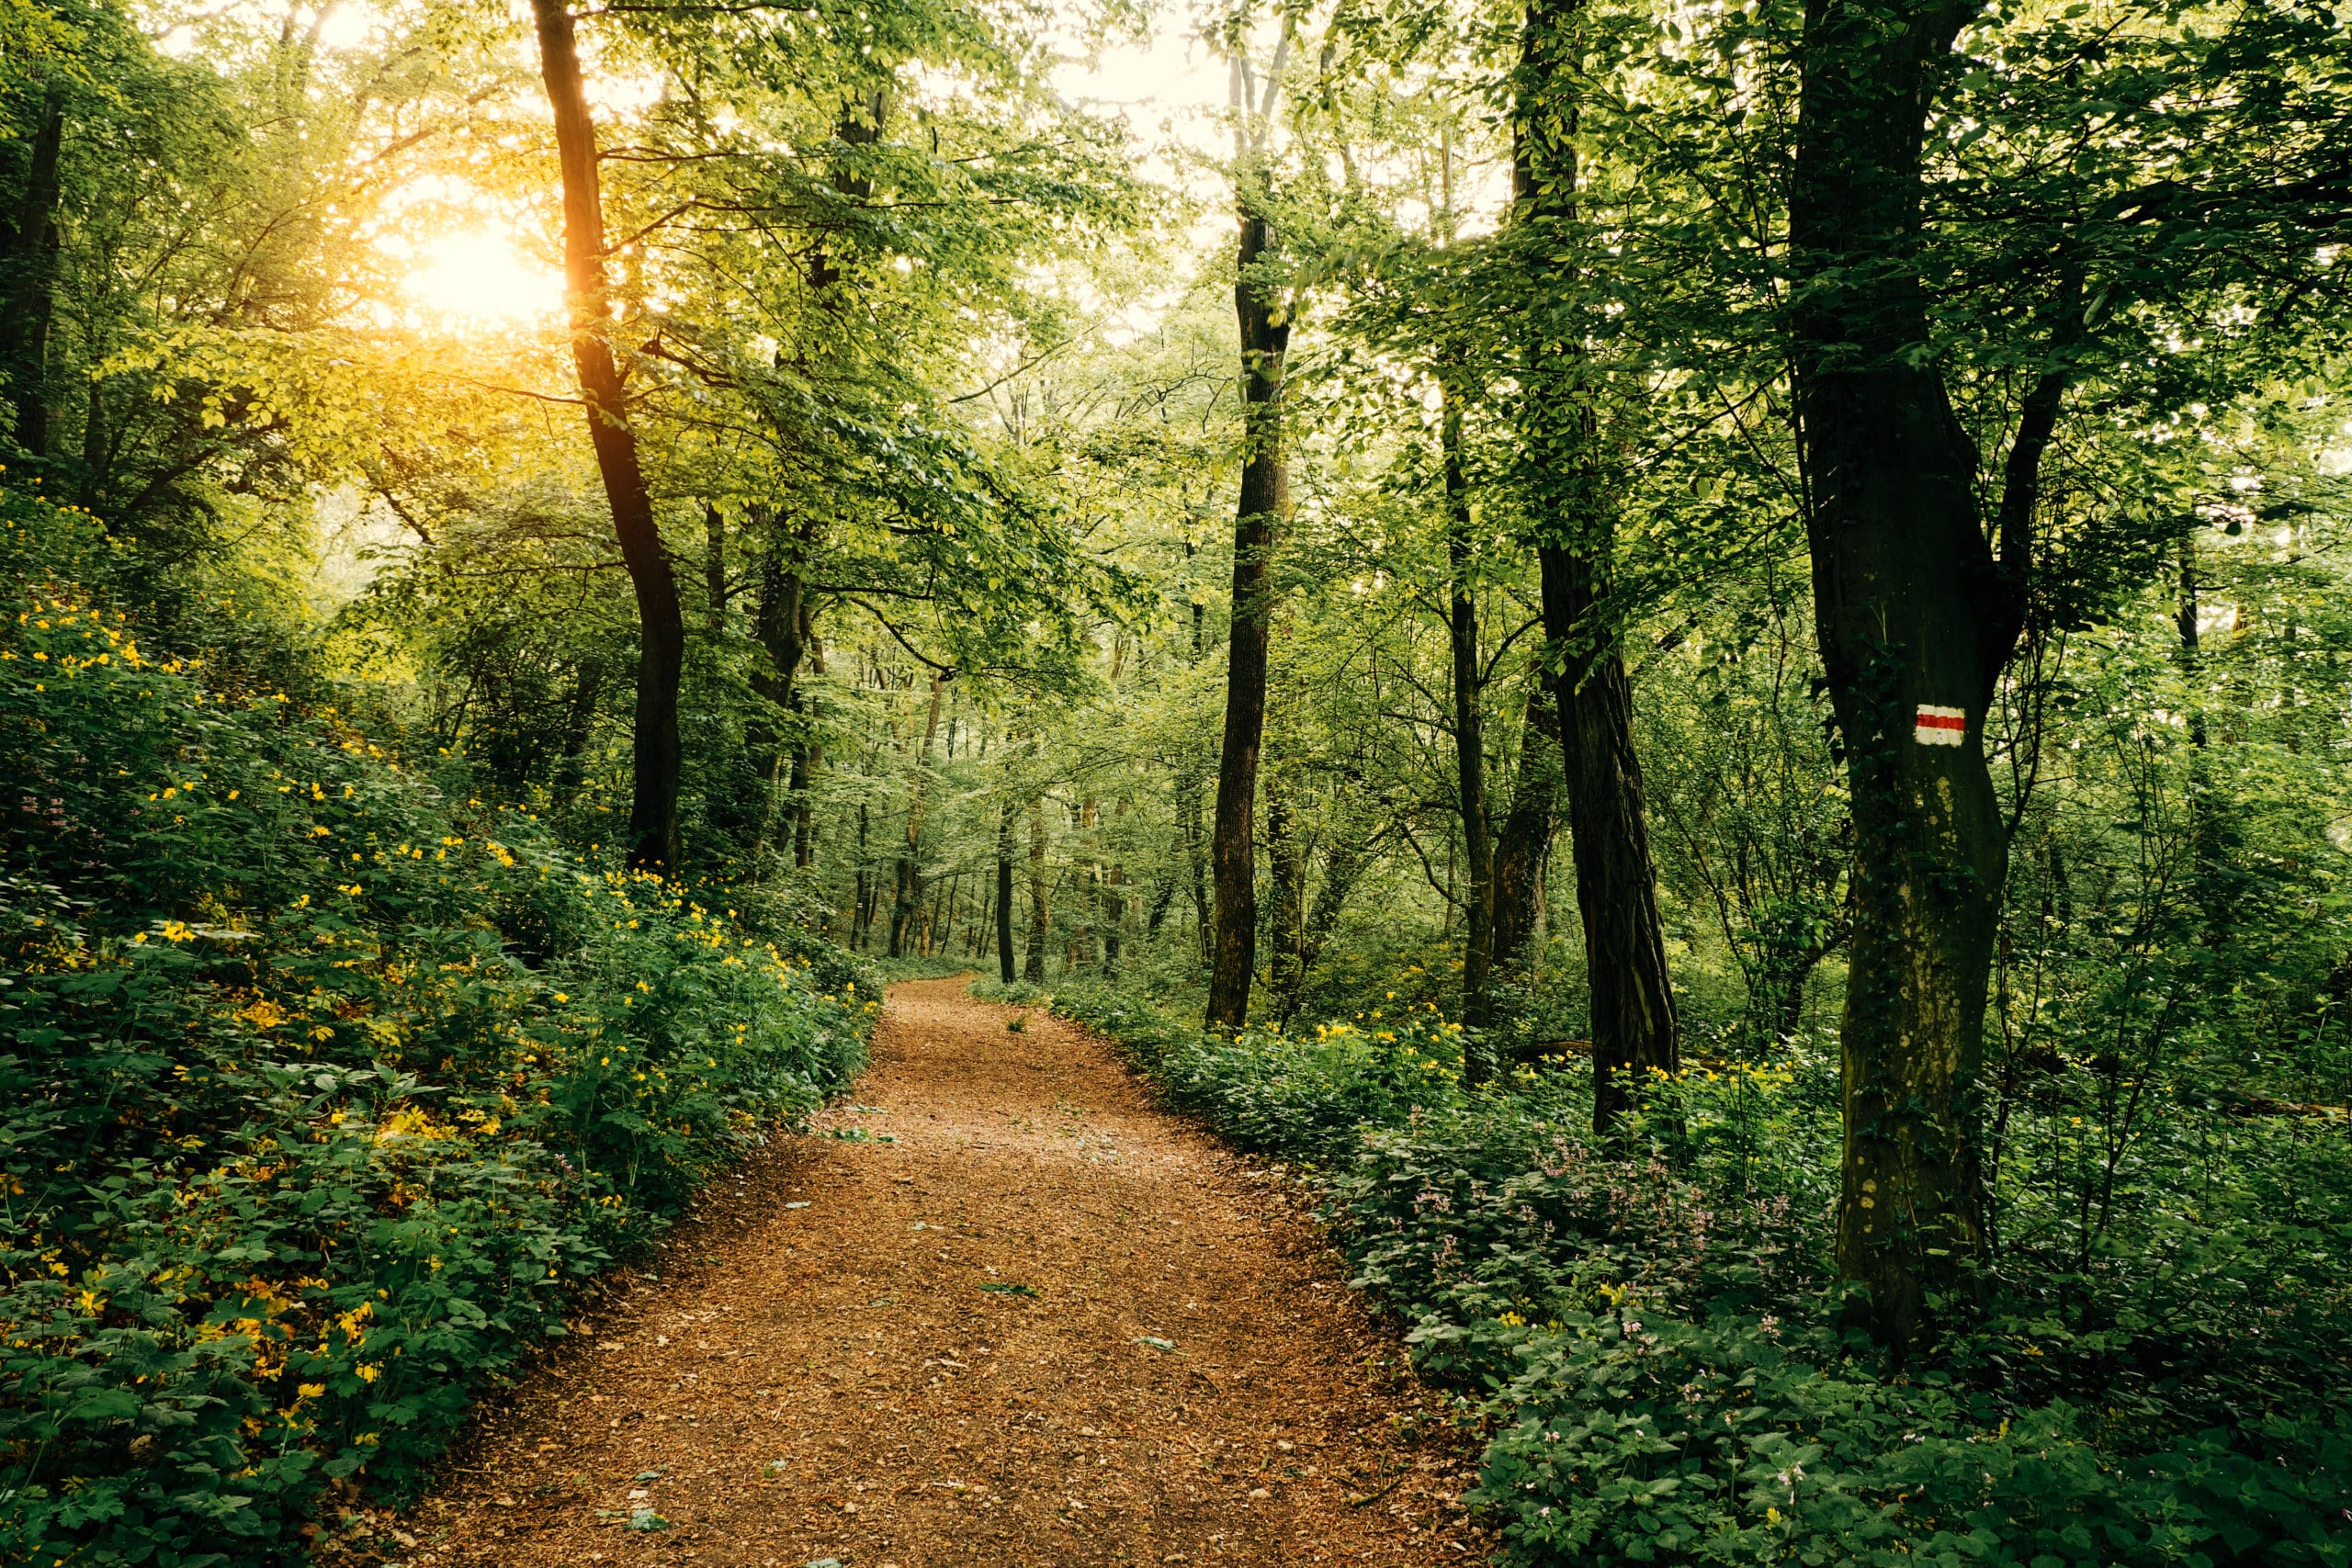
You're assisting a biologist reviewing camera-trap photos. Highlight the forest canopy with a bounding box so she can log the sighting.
[3,0,2351,1560]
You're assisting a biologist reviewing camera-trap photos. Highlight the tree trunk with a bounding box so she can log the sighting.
[79,376,108,510]
[1491,677,1561,974]
[703,503,727,633]
[1207,201,1290,1031]
[1276,832,1370,1023]
[1101,798,1127,978]
[1024,797,1049,983]
[2,85,66,457]
[1787,0,2011,1347]
[749,551,805,867]
[1542,551,1680,1130]
[997,797,1018,984]
[1443,388,1497,1055]
[853,802,872,948]
[1514,0,1679,1134]
[1181,771,1211,964]
[794,620,824,869]
[553,656,605,804]
[890,673,945,957]
[1263,773,1306,1009]
[530,0,684,873]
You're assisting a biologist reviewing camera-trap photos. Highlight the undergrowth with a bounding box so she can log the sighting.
[977,978,2352,1568]
[0,494,879,1565]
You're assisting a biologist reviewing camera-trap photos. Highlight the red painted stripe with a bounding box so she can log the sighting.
[1915,712,1966,731]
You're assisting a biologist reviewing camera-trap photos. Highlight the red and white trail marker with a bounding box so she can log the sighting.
[1914,705,1967,747]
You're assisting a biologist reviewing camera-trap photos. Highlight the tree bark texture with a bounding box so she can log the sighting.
[2,85,65,456]
[1491,677,1561,974]
[889,673,945,956]
[1207,202,1290,1031]
[1787,0,2011,1347]
[749,551,805,867]
[530,0,684,873]
[1541,548,1680,1131]
[997,797,1018,985]
[1024,797,1049,983]
[1513,0,1679,1132]
[1443,389,1496,1050]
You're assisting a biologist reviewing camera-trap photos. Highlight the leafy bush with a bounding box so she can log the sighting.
[0,494,876,1565]
[1032,979,2352,1568]
[978,979,1469,1160]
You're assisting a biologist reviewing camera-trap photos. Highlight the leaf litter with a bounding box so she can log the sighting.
[396,978,1483,1565]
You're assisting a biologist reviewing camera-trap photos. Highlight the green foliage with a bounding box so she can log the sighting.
[0,493,876,1565]
[1042,980,2352,1568]
[978,979,1471,1160]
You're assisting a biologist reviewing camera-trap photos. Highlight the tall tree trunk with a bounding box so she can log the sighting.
[792,622,823,869]
[1073,797,1100,969]
[1543,553,1680,1132]
[1514,0,1679,1134]
[749,551,805,868]
[79,376,107,510]
[890,674,945,957]
[1491,677,1561,974]
[1207,199,1290,1031]
[1443,387,1497,1055]
[853,803,872,948]
[2177,536,2233,940]
[530,0,684,873]
[2,85,66,457]
[1787,0,2019,1348]
[1101,798,1127,978]
[997,797,1018,984]
[1024,798,1049,983]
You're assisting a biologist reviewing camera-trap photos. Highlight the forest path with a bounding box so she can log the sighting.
[401,976,1485,1568]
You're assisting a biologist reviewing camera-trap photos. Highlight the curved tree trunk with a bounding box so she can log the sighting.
[530,0,684,873]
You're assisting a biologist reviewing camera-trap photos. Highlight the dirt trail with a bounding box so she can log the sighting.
[397,976,1485,1568]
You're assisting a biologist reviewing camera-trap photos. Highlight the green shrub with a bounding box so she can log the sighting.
[0,494,876,1565]
[988,980,1469,1161]
[1035,980,2352,1568]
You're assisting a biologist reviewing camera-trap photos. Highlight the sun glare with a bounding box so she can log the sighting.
[402,231,563,326]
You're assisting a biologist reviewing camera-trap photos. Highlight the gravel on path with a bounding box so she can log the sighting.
[386,976,1487,1567]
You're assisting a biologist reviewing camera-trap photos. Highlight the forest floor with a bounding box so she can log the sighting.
[388,976,1488,1568]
